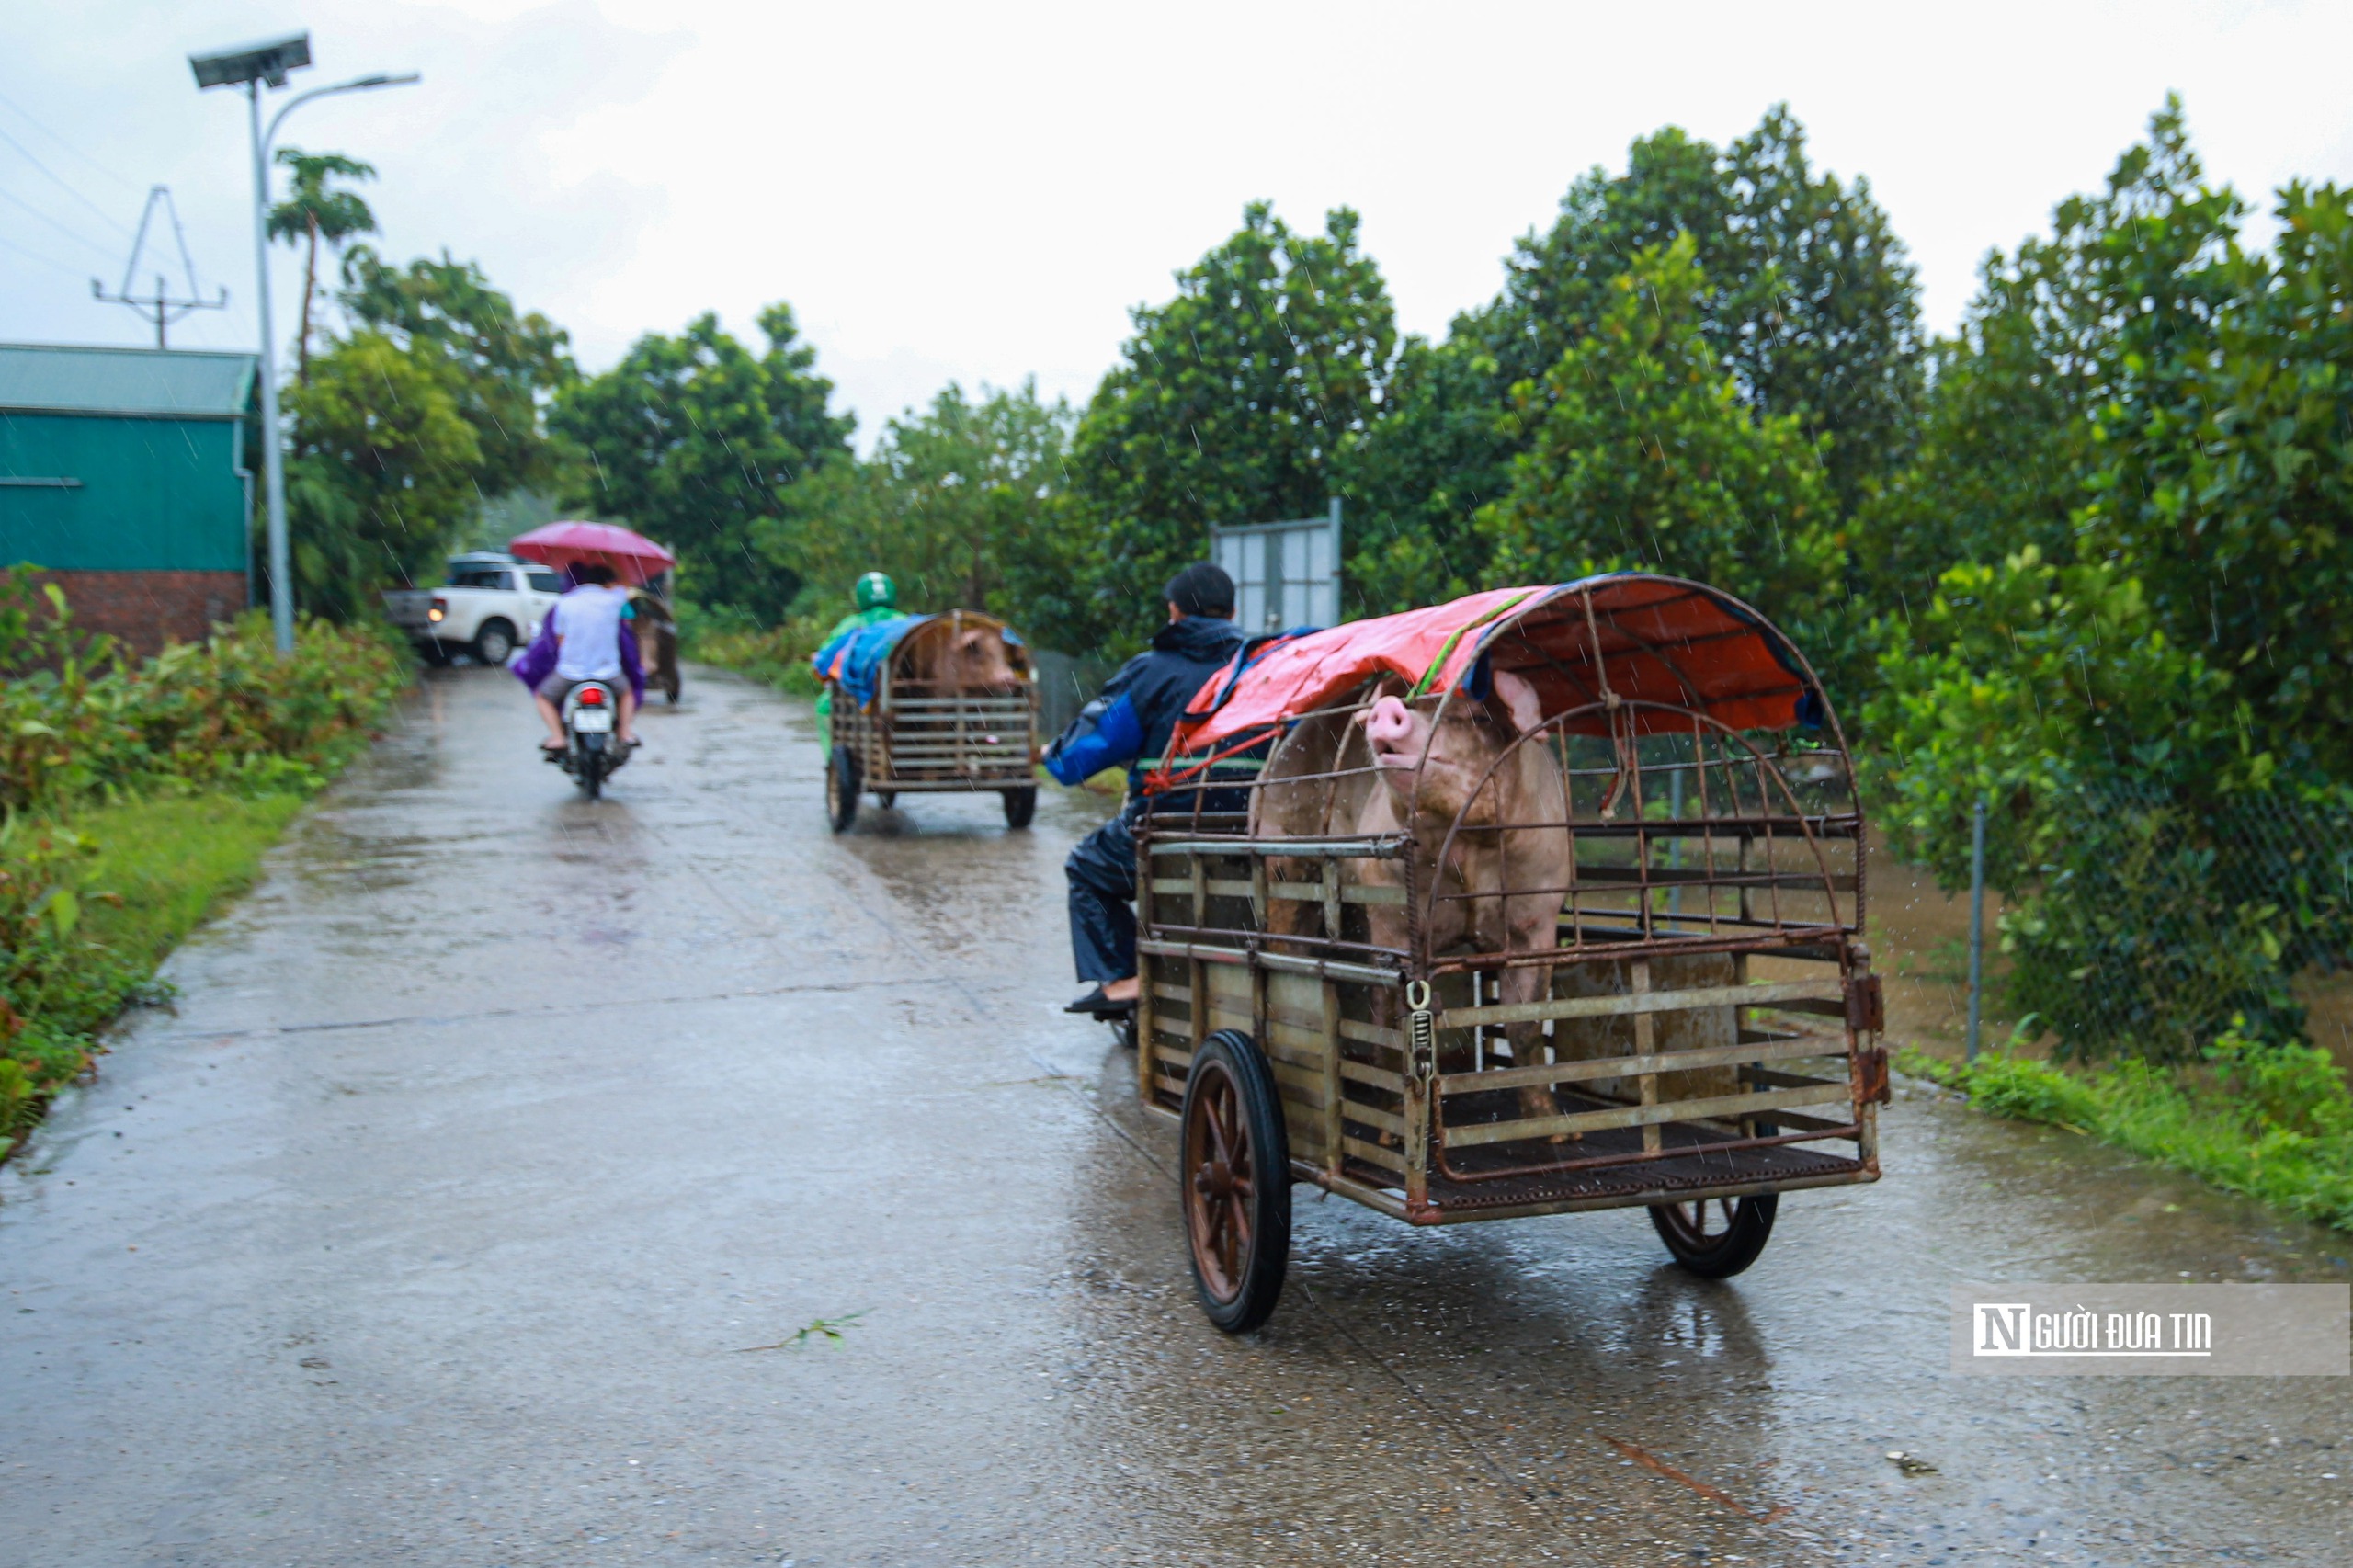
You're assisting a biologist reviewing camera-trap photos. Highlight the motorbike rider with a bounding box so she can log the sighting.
[1046,562,1245,1018]
[531,562,641,750]
[816,572,900,757]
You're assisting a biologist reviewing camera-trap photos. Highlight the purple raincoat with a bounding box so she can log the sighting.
[512,601,646,705]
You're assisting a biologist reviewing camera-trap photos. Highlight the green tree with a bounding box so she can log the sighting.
[769,381,1074,621]
[1853,97,2234,611]
[2076,179,2353,772]
[551,307,852,619]
[1478,237,1845,647]
[266,147,376,384]
[1477,106,1922,514]
[1063,202,1395,653]
[339,247,574,499]
[1336,334,1517,616]
[284,331,483,619]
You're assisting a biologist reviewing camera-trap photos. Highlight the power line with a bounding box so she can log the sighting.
[0,181,119,261]
[0,119,137,243]
[0,84,143,196]
[0,224,85,278]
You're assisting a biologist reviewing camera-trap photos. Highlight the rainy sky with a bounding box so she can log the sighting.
[6,0,2351,446]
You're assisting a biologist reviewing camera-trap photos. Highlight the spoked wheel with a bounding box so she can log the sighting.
[1180,1030,1290,1333]
[1648,1191,1778,1278]
[1002,786,1037,829]
[827,749,861,834]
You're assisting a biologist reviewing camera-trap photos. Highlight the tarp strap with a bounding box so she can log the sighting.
[1407,590,1538,699]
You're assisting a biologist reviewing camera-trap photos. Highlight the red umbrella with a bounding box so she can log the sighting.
[509,521,677,587]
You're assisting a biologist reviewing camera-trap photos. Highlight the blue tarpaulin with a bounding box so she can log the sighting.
[813,613,1029,709]
[813,615,928,709]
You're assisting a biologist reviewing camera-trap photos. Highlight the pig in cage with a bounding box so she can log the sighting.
[1129,574,1885,1332]
[814,608,1040,833]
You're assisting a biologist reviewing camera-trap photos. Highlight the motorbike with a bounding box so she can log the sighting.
[546,678,630,799]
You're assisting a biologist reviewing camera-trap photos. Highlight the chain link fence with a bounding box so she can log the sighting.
[2003,778,2353,1060]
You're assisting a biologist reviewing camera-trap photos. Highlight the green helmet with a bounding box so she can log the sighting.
[854,571,896,612]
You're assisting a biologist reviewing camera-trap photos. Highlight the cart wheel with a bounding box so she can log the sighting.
[1002,786,1037,829]
[1648,1192,1778,1278]
[876,791,898,809]
[827,749,860,834]
[1180,1030,1290,1333]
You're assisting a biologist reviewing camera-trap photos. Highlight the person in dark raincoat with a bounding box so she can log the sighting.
[1044,562,1245,1018]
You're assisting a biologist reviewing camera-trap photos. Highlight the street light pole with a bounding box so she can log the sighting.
[244,80,294,653]
[193,35,416,654]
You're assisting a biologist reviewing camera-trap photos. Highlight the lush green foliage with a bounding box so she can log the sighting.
[0,571,411,814]
[284,250,572,619]
[0,574,410,1158]
[553,304,855,621]
[1904,1031,2353,1232]
[267,146,377,382]
[340,248,575,501]
[1475,106,1923,516]
[1866,99,2353,1058]
[285,333,485,620]
[1478,236,1844,647]
[1063,203,1395,654]
[767,381,1076,625]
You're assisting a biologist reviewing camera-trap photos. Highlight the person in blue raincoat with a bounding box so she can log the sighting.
[1043,562,1246,1019]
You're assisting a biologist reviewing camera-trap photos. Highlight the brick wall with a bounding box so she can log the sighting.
[31,570,248,658]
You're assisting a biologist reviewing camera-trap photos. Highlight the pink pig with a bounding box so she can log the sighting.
[1353,671,1574,1132]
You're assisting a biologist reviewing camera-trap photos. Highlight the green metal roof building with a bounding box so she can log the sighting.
[0,343,259,648]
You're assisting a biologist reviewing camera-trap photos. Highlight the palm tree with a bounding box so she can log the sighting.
[267,148,378,383]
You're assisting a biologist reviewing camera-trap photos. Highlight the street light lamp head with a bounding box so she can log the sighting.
[189,33,313,91]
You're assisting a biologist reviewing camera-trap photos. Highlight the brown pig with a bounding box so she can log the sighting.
[899,619,1024,694]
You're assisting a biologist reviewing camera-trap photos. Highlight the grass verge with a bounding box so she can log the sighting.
[1900,1038,2353,1233]
[0,791,311,1163]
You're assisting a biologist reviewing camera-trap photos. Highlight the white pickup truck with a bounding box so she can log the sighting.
[382,551,564,665]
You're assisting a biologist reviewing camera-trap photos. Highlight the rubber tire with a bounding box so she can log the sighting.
[1180,1030,1290,1333]
[827,748,860,834]
[1003,786,1037,830]
[420,639,454,667]
[577,735,606,801]
[876,791,898,809]
[474,619,517,666]
[1648,1192,1778,1278]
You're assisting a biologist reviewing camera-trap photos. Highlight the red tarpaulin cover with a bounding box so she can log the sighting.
[1149,574,1824,790]
[509,521,677,587]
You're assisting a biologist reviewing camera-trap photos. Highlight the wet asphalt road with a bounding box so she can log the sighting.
[4,665,2350,1568]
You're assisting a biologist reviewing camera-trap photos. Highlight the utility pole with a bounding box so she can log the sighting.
[90,187,227,347]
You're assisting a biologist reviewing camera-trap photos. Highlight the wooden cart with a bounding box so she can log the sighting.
[630,585,682,705]
[1133,574,1885,1331]
[824,610,1039,833]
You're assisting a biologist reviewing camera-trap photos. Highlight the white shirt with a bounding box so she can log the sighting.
[552,585,629,680]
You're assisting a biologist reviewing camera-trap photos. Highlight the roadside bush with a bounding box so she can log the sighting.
[0,568,410,815]
[681,602,828,698]
[0,570,411,1157]
[1864,550,2353,1060]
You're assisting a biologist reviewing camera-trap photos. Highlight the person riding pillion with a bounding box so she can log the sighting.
[816,572,899,757]
[1046,562,1247,1018]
